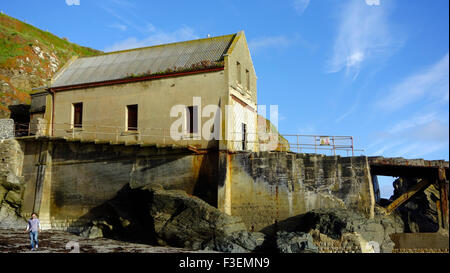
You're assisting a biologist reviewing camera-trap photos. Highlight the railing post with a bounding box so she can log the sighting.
[315,136,317,154]
[332,137,336,156]
[351,136,354,156]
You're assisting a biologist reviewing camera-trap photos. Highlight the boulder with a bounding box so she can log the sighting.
[261,207,403,253]
[203,231,266,253]
[4,190,22,208]
[0,205,26,229]
[80,220,113,239]
[149,187,247,249]
[275,231,318,253]
[75,184,253,252]
[0,139,26,229]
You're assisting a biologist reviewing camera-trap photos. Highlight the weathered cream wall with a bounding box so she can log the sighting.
[51,71,228,149]
[227,100,258,151]
[223,32,258,151]
[226,32,257,104]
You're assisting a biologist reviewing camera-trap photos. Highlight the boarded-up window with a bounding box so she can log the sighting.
[236,62,241,84]
[127,104,138,131]
[187,106,198,134]
[73,103,83,128]
[246,69,250,91]
[242,123,247,150]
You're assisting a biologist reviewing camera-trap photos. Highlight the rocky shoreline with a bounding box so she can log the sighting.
[0,229,217,253]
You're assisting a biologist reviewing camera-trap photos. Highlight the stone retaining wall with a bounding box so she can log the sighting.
[218,152,375,231]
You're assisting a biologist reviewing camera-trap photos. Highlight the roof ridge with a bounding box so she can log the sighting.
[78,33,238,59]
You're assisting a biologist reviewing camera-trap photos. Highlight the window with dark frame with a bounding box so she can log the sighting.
[242,123,247,150]
[187,106,198,134]
[127,104,138,131]
[246,69,250,91]
[236,62,241,84]
[73,103,83,128]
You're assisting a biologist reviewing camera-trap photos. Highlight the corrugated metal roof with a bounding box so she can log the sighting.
[51,33,236,88]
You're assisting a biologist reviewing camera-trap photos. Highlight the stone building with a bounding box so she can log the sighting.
[31,31,260,152]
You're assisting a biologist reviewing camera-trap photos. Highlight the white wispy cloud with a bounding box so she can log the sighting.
[293,0,310,15]
[368,110,449,159]
[326,0,400,78]
[368,52,449,160]
[101,6,150,34]
[99,0,198,52]
[387,112,438,134]
[104,26,198,52]
[372,141,403,156]
[335,94,360,123]
[377,53,449,112]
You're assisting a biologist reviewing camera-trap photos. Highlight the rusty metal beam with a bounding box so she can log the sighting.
[386,178,431,215]
[187,145,208,154]
[438,168,448,229]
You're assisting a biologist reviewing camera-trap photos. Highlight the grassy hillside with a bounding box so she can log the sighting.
[0,13,101,117]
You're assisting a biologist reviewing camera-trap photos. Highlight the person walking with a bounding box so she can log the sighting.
[25,213,41,251]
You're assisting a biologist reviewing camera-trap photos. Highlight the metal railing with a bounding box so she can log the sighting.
[282,134,363,156]
[14,122,364,156]
[228,131,363,156]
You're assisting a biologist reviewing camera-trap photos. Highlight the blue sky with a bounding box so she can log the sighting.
[2,0,449,197]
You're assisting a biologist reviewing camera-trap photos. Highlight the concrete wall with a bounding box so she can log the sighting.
[218,152,375,231]
[19,138,376,232]
[20,139,219,230]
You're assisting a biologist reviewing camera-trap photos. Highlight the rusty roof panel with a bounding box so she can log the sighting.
[51,34,236,88]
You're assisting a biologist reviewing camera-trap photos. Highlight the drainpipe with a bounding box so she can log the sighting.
[46,88,55,137]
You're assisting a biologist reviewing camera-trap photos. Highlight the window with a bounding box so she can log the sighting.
[73,103,83,128]
[242,123,247,150]
[127,104,138,131]
[236,62,241,85]
[187,106,198,134]
[246,69,250,91]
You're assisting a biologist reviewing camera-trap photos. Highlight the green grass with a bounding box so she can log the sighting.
[0,33,25,65]
[0,13,101,67]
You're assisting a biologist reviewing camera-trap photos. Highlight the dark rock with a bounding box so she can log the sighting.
[148,187,247,249]
[0,139,26,229]
[275,231,318,253]
[79,220,113,239]
[261,207,403,253]
[74,184,250,251]
[203,231,266,253]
